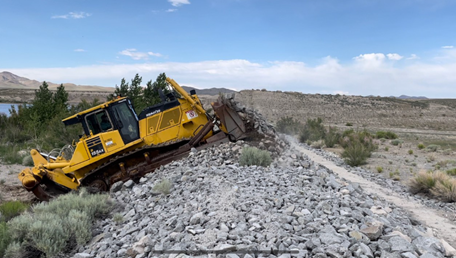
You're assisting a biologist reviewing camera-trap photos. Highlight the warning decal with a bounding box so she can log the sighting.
[186,110,198,120]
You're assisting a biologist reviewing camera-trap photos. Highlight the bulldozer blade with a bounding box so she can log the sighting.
[212,101,246,141]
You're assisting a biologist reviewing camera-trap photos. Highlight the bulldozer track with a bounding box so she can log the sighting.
[81,138,192,190]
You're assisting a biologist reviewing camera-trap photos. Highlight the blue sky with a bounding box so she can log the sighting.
[1,0,456,97]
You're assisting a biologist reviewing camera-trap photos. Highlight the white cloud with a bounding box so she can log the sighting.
[166,9,177,12]
[119,49,163,60]
[442,46,454,49]
[168,0,190,7]
[407,54,419,60]
[51,12,91,19]
[147,52,163,57]
[387,53,403,61]
[74,49,86,52]
[353,53,386,69]
[5,51,456,98]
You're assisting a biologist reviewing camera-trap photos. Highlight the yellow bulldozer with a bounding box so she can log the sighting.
[18,78,247,201]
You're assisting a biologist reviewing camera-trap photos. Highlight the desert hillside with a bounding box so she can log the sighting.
[227,90,456,132]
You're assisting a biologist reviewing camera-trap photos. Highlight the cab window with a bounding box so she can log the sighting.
[85,110,112,135]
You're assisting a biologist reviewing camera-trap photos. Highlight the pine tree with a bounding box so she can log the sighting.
[53,84,69,112]
[32,81,55,123]
[143,73,170,107]
[128,74,145,113]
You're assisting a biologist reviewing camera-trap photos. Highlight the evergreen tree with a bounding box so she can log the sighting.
[128,74,145,113]
[53,84,69,112]
[32,81,55,124]
[143,72,170,107]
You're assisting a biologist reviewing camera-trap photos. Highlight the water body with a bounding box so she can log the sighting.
[0,103,20,117]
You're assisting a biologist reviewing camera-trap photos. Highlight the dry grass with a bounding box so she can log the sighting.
[409,171,456,202]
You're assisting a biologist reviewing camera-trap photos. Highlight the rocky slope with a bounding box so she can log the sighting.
[70,136,453,258]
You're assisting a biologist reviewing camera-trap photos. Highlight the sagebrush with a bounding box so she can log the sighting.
[239,147,272,167]
[409,171,456,202]
[6,189,111,257]
[275,116,302,135]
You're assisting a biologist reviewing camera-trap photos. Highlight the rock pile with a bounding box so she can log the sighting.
[73,140,451,258]
[220,93,276,138]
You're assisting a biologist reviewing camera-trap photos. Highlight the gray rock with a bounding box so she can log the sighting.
[73,254,94,258]
[401,252,418,258]
[389,236,415,253]
[412,237,445,255]
[110,181,123,193]
[124,179,134,188]
[360,221,384,241]
[190,212,205,225]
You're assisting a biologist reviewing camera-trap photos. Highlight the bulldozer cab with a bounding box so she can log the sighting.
[63,98,140,145]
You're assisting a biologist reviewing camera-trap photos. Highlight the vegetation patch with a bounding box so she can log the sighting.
[391,139,403,146]
[409,171,456,202]
[239,147,272,167]
[299,118,326,143]
[275,116,302,135]
[6,189,111,257]
[0,201,29,222]
[375,131,398,139]
[426,144,440,152]
[153,179,172,195]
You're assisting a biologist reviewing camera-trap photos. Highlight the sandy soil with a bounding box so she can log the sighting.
[0,163,36,203]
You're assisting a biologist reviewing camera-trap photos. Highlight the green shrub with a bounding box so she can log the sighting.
[0,201,29,222]
[430,178,456,202]
[342,129,354,138]
[324,126,341,148]
[275,116,302,135]
[376,167,383,173]
[376,131,398,139]
[153,179,172,195]
[239,147,272,167]
[345,122,353,126]
[391,139,403,146]
[417,143,425,150]
[21,155,33,166]
[341,141,369,166]
[446,168,456,176]
[426,144,440,152]
[4,241,22,258]
[389,170,401,181]
[0,222,11,258]
[385,131,398,139]
[408,150,413,155]
[6,190,112,257]
[32,189,111,221]
[299,117,326,143]
[409,171,449,195]
[28,213,69,257]
[384,147,389,151]
[113,213,124,224]
[7,214,33,243]
[340,130,377,167]
[0,145,25,165]
[67,210,91,245]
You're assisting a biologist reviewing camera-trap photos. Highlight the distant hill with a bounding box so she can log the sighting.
[182,86,236,95]
[396,95,428,100]
[0,71,235,95]
[0,71,114,92]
